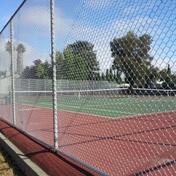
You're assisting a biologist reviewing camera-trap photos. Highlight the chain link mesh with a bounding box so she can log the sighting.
[0,0,176,175]
[0,24,13,124]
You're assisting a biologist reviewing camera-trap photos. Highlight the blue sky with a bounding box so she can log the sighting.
[0,0,176,73]
[0,0,24,31]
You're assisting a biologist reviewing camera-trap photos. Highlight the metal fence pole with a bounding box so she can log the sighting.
[10,19,16,126]
[50,0,58,150]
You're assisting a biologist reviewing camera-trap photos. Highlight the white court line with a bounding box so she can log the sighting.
[59,104,136,115]
[19,108,42,111]
[19,101,145,116]
[18,102,136,117]
[17,102,176,120]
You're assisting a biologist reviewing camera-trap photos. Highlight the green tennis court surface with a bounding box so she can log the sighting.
[16,95,176,118]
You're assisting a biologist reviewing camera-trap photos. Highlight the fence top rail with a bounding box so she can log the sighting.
[0,0,26,34]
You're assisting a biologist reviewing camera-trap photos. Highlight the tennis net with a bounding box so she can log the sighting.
[14,88,129,100]
[132,88,176,96]
[14,88,176,102]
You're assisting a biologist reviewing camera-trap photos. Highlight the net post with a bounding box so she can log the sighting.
[78,91,81,100]
[50,0,58,151]
[10,19,16,127]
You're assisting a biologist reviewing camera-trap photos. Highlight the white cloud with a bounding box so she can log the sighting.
[15,4,155,44]
[3,2,175,74]
[18,5,75,39]
[21,6,50,28]
[110,16,160,37]
[21,43,50,67]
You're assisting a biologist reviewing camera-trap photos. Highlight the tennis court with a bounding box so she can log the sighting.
[1,0,176,175]
[8,89,175,175]
[15,89,176,118]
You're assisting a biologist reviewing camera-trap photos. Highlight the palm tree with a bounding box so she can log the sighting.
[16,44,26,75]
[5,41,12,75]
[5,41,12,54]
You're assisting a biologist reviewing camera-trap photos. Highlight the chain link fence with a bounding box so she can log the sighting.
[0,0,176,175]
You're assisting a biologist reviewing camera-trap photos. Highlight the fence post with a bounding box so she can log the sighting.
[50,0,58,150]
[10,19,16,126]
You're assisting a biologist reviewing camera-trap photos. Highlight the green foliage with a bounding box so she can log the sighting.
[143,66,160,88]
[55,51,65,79]
[62,41,100,80]
[21,40,100,80]
[21,59,43,79]
[16,44,26,53]
[109,69,114,82]
[101,72,105,80]
[114,71,122,83]
[37,60,52,79]
[95,72,101,80]
[110,31,155,88]
[62,48,87,80]
[105,69,109,81]
[105,68,122,83]
[160,66,176,89]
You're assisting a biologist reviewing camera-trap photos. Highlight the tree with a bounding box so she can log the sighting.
[162,74,176,89]
[21,59,42,79]
[95,72,101,80]
[112,64,122,83]
[55,51,67,79]
[110,31,156,89]
[167,64,171,74]
[16,44,26,75]
[105,69,113,82]
[5,41,12,74]
[5,41,12,54]
[37,60,52,79]
[101,72,105,81]
[63,41,100,80]
[21,66,31,78]
[105,69,110,81]
[160,65,176,89]
[109,68,115,82]
[0,71,6,78]
[144,66,159,88]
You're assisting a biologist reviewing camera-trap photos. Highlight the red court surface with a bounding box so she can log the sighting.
[0,103,176,175]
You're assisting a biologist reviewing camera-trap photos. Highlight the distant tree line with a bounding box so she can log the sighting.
[7,31,175,89]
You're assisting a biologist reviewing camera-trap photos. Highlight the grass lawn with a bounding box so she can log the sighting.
[0,146,25,176]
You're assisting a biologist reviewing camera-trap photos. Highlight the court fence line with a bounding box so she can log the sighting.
[0,0,176,175]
